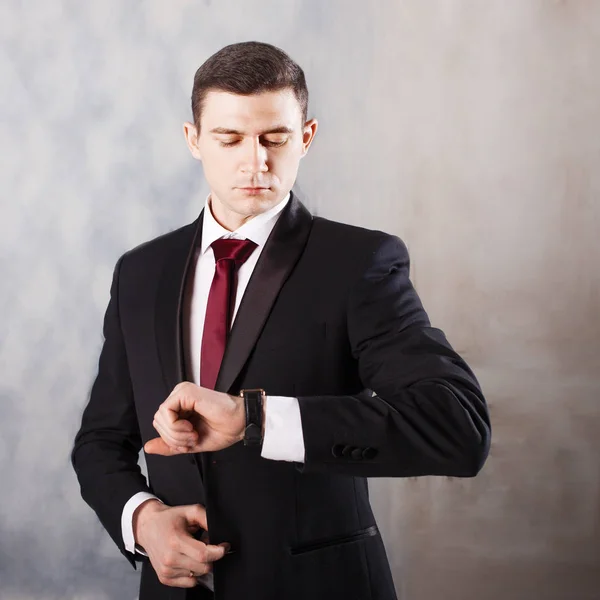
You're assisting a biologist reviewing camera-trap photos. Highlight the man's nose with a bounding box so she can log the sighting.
[241,138,268,174]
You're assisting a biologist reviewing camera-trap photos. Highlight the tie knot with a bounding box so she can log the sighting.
[211,238,257,266]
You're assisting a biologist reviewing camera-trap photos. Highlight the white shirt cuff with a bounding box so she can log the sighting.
[121,492,162,554]
[260,396,305,463]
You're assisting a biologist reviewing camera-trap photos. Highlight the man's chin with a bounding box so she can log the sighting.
[232,190,280,209]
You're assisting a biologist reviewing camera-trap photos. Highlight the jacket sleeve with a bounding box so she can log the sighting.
[71,255,152,567]
[297,235,491,477]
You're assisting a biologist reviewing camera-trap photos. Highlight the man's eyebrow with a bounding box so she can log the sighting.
[209,126,294,135]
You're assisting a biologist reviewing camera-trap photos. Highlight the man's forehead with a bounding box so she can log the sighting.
[201,89,302,130]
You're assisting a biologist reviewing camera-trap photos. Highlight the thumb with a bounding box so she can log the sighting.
[144,437,178,456]
[184,504,208,531]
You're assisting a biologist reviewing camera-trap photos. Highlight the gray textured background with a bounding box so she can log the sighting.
[1,1,599,599]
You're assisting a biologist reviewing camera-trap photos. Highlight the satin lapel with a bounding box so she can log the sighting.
[215,194,313,393]
[155,212,203,393]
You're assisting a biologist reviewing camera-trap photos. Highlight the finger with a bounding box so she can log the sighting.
[145,436,204,456]
[154,416,201,450]
[159,574,198,589]
[178,537,228,567]
[204,543,229,563]
[144,437,179,456]
[164,552,213,578]
[163,384,201,423]
[155,413,196,434]
[152,418,180,447]
[179,530,230,564]
[154,403,201,448]
[153,418,195,449]
[154,403,197,436]
[152,421,188,453]
[183,504,208,531]
[159,402,192,427]
[178,535,207,561]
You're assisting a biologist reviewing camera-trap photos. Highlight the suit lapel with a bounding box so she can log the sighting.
[155,212,203,393]
[154,195,313,396]
[215,194,313,393]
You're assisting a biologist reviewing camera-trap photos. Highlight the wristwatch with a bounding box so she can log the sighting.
[239,388,265,446]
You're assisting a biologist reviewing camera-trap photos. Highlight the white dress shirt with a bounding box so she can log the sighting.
[120,193,305,590]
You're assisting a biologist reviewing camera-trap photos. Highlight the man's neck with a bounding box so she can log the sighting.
[208,197,255,232]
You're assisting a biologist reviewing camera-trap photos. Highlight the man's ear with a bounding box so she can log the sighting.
[183,122,202,161]
[300,118,318,157]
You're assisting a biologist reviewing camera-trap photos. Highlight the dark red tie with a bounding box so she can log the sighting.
[200,238,258,390]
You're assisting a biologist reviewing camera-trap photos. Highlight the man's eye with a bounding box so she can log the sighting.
[263,139,287,147]
[219,139,239,147]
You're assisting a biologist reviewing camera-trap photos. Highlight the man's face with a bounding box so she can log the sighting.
[184,89,317,228]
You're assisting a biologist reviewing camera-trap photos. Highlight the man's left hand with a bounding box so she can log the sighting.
[144,382,246,455]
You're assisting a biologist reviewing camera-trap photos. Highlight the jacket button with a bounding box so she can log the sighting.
[362,447,378,460]
[351,448,364,461]
[341,445,354,458]
[331,444,345,458]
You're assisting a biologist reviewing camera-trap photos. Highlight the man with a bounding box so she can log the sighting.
[72,41,491,600]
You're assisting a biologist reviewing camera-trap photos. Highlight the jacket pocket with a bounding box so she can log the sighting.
[290,525,378,556]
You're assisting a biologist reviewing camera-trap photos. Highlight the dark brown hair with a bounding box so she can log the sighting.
[191,41,309,130]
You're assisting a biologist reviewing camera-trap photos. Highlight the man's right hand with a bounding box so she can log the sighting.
[133,500,229,588]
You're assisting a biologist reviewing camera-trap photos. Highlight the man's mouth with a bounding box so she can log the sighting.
[238,186,270,192]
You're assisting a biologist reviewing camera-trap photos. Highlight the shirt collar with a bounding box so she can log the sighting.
[200,192,291,255]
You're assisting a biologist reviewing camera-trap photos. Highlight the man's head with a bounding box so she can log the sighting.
[183,42,318,230]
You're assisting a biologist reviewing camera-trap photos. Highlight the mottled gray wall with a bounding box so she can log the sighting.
[1,1,599,599]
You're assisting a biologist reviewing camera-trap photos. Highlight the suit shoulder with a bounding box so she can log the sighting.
[311,216,407,254]
[120,219,199,264]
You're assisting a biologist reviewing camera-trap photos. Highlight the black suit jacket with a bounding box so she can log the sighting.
[72,194,491,600]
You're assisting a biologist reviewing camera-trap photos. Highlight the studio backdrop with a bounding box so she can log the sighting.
[1,1,599,599]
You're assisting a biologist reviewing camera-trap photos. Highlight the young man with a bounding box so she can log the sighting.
[72,41,491,600]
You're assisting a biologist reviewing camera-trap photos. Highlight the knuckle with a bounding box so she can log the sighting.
[177,382,191,393]
[167,536,178,551]
[163,552,176,568]
[157,570,169,584]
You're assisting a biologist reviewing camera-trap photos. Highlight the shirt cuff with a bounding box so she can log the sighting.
[121,492,162,554]
[260,396,305,463]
